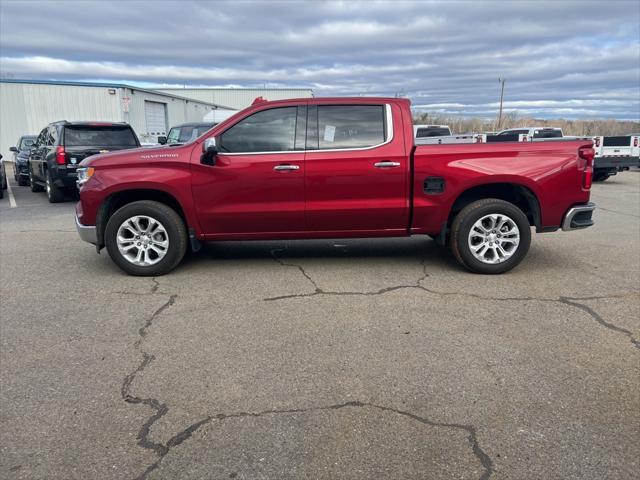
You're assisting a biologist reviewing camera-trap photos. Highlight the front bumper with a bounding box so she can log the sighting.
[562,202,596,231]
[75,213,97,244]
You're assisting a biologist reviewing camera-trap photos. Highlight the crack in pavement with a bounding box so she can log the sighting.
[266,249,640,350]
[111,277,168,297]
[120,294,212,480]
[559,297,640,350]
[122,249,635,478]
[137,401,493,480]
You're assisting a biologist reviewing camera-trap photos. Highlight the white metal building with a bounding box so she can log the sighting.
[0,79,234,159]
[153,88,314,110]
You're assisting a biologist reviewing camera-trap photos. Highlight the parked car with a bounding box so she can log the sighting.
[9,134,37,186]
[29,121,140,203]
[413,124,452,138]
[75,97,595,276]
[0,154,6,199]
[157,122,217,145]
[591,134,640,181]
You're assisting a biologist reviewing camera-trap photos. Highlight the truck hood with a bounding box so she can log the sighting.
[79,145,186,168]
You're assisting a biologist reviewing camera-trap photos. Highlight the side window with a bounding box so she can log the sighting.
[317,105,386,149]
[219,106,298,153]
[48,126,58,146]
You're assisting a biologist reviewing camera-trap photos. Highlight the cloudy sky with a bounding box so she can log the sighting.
[1,0,639,119]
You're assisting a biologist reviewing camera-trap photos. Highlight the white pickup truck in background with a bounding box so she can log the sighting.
[496,127,564,139]
[591,135,640,181]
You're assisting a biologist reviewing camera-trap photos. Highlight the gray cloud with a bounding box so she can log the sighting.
[1,0,638,119]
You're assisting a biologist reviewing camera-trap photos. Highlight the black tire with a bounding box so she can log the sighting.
[105,200,187,276]
[17,175,29,187]
[45,169,65,203]
[593,172,610,182]
[29,167,44,192]
[450,198,531,274]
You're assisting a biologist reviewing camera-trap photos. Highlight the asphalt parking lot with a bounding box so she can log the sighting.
[1,167,638,480]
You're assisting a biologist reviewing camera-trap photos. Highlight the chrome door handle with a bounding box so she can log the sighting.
[274,164,300,171]
[374,161,401,168]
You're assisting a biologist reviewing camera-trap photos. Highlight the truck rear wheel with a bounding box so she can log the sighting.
[450,198,531,274]
[105,200,187,276]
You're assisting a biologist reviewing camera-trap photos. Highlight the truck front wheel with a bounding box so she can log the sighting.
[105,200,187,276]
[450,198,531,274]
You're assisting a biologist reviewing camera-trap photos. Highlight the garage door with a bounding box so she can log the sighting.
[144,101,167,136]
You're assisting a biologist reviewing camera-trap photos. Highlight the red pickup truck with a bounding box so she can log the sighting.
[75,97,596,276]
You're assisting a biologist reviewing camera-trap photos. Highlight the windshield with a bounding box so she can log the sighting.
[19,137,36,150]
[166,124,216,144]
[64,126,138,147]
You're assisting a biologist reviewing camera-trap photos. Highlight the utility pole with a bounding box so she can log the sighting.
[497,78,506,130]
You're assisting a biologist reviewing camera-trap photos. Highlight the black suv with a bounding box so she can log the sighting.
[29,121,140,202]
[9,134,37,186]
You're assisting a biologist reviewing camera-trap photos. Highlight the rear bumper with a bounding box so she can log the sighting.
[594,156,640,169]
[75,213,97,244]
[562,202,596,231]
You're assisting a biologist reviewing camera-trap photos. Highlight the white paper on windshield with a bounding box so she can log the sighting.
[323,125,336,142]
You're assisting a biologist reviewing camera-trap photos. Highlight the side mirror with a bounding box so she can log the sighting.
[157,136,167,145]
[201,138,218,165]
[9,146,18,152]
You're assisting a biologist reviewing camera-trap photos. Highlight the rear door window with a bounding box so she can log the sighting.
[64,126,139,147]
[317,105,386,149]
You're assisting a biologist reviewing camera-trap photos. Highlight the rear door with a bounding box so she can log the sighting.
[304,103,409,233]
[191,104,307,237]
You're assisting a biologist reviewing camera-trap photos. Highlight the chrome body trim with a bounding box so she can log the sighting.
[562,202,596,231]
[75,214,98,244]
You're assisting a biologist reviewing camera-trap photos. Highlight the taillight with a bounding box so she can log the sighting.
[475,136,483,143]
[594,137,600,147]
[56,146,66,165]
[579,146,594,190]
[634,137,638,147]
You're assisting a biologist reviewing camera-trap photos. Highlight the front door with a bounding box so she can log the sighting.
[191,105,307,238]
[304,103,409,234]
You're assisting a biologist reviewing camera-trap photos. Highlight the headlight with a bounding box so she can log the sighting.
[76,167,95,187]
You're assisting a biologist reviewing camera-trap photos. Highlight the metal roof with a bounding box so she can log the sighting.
[0,79,235,110]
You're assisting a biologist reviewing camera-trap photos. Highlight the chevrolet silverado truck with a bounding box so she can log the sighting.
[75,97,596,276]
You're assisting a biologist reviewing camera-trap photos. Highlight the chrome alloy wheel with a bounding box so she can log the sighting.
[116,215,169,266]
[45,176,51,195]
[468,214,520,264]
